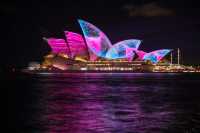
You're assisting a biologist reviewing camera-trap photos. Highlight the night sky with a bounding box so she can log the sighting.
[1,0,200,68]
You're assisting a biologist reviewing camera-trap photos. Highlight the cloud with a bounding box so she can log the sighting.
[123,2,174,17]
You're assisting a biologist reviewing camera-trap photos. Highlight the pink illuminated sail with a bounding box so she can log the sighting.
[135,50,147,60]
[64,31,89,58]
[126,48,137,61]
[45,38,70,56]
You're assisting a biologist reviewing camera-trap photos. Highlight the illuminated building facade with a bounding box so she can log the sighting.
[40,19,172,71]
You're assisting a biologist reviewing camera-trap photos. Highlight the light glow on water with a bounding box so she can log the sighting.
[12,73,200,132]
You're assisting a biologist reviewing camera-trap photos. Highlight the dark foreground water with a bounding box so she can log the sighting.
[5,73,200,133]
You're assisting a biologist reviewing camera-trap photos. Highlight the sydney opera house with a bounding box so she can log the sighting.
[37,19,172,72]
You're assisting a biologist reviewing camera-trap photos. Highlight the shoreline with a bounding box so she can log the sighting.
[21,69,200,74]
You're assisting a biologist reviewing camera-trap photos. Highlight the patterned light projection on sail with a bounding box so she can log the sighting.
[64,31,88,59]
[46,38,70,56]
[105,39,141,60]
[143,49,172,63]
[126,48,138,61]
[134,50,147,60]
[78,19,112,58]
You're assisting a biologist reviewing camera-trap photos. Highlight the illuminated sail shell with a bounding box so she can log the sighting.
[64,31,88,59]
[143,49,172,63]
[46,38,70,56]
[105,39,141,60]
[135,50,147,60]
[78,19,112,59]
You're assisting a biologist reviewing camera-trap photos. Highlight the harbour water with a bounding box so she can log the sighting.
[5,73,200,133]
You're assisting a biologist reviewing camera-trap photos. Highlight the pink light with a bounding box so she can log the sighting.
[65,31,88,58]
[157,56,163,61]
[126,48,137,61]
[135,50,147,60]
[126,48,137,57]
[86,36,102,53]
[46,38,70,55]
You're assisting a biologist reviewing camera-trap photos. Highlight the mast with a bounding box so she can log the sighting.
[178,48,180,65]
[170,51,173,65]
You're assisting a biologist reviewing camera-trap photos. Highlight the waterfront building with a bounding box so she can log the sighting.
[33,19,173,72]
